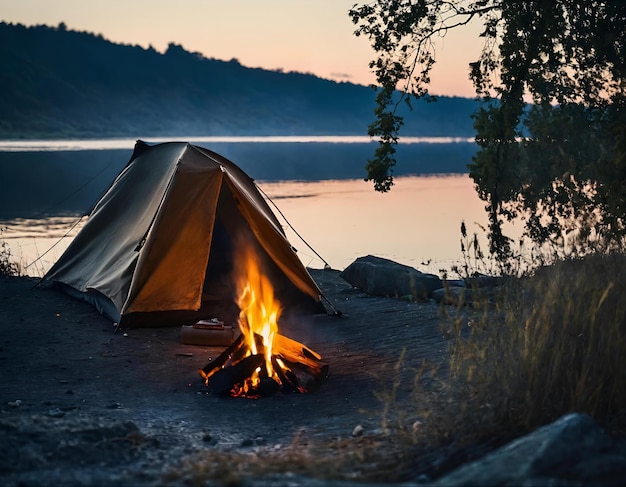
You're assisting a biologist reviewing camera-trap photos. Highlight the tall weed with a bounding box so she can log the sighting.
[447,253,626,438]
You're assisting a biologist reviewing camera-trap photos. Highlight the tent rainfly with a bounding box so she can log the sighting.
[44,140,325,328]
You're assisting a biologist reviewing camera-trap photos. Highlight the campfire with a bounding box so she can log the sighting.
[199,246,328,397]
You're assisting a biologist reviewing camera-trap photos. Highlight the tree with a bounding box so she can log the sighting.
[350,0,626,261]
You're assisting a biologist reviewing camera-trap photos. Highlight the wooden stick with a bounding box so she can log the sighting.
[274,333,322,360]
[199,334,245,381]
[274,348,323,375]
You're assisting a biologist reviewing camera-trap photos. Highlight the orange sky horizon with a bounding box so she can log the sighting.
[1,0,485,98]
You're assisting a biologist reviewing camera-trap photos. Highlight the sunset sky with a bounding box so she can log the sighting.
[1,0,485,97]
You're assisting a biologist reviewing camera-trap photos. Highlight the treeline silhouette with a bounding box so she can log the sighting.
[0,22,479,139]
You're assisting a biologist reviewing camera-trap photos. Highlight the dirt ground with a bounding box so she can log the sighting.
[0,268,452,486]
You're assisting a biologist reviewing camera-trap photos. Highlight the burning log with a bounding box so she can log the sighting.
[271,356,299,392]
[275,334,322,369]
[199,332,328,397]
[206,354,265,395]
[199,334,245,380]
[278,357,330,393]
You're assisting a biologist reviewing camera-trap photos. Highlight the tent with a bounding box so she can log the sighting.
[44,140,325,328]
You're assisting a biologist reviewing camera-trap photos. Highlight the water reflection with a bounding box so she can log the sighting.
[0,141,479,218]
[1,175,511,277]
[260,175,500,273]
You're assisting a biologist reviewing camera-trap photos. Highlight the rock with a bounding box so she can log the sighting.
[340,255,442,300]
[431,287,468,306]
[465,273,501,288]
[432,276,503,306]
[352,424,364,437]
[47,408,65,418]
[431,413,626,486]
[444,279,465,288]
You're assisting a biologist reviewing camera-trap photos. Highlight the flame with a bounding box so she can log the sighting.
[198,243,325,397]
[234,246,282,395]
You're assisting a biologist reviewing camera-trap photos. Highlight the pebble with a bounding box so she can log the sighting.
[352,424,364,437]
[47,408,65,418]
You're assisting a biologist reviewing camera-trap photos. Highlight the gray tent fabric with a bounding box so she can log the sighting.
[44,140,325,327]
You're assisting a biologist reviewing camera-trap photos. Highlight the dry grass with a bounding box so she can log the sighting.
[442,252,626,439]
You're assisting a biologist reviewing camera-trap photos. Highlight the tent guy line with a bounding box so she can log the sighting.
[255,183,332,270]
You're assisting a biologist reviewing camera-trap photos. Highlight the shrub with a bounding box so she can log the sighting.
[0,227,19,277]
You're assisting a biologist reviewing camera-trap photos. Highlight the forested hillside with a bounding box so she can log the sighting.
[0,22,479,139]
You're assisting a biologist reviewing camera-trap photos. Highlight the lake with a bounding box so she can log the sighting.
[0,136,516,277]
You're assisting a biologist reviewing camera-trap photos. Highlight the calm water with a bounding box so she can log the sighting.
[0,137,517,277]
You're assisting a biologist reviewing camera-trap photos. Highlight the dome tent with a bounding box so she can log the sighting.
[44,140,325,328]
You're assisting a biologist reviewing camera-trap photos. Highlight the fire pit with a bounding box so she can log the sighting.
[199,246,329,397]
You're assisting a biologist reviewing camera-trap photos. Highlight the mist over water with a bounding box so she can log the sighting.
[0,136,474,152]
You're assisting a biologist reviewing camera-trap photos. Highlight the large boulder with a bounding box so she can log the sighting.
[431,413,626,486]
[339,255,442,301]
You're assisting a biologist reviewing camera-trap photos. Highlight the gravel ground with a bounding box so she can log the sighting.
[0,269,451,486]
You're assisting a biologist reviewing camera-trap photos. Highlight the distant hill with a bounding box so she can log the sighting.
[0,22,480,139]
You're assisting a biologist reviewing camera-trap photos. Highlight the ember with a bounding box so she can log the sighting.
[199,246,328,397]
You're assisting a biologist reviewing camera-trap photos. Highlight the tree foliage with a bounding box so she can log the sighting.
[350,0,626,259]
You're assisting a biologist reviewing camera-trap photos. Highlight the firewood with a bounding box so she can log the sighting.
[207,354,265,395]
[273,347,323,375]
[245,332,323,374]
[271,356,300,392]
[199,334,245,380]
[199,326,328,396]
[274,333,321,360]
[280,358,329,392]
